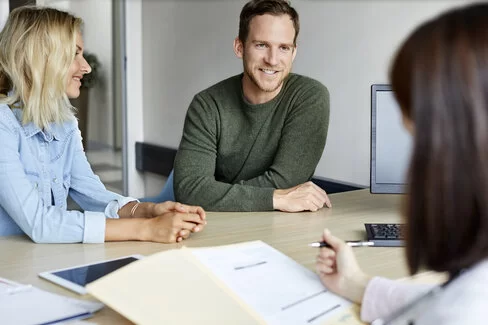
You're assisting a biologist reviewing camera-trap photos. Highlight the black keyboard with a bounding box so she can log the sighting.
[365,223,405,247]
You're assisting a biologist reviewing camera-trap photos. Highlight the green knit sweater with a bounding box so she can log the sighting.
[174,73,329,211]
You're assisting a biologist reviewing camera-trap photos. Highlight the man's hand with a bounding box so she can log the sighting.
[273,181,331,212]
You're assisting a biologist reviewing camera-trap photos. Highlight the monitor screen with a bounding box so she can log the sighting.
[371,85,412,193]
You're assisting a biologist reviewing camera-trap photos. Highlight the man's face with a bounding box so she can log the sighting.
[234,14,297,103]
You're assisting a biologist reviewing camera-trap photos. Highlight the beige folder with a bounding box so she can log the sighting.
[86,242,364,325]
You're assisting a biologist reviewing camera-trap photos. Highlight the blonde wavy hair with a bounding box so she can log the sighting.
[0,6,82,129]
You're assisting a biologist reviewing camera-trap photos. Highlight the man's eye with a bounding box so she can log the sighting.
[256,43,266,49]
[280,46,291,52]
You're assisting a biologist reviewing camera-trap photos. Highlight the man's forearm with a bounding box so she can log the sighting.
[174,174,275,211]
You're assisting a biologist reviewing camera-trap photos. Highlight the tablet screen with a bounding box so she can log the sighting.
[51,256,138,286]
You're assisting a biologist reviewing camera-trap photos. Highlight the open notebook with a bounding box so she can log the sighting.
[87,240,364,325]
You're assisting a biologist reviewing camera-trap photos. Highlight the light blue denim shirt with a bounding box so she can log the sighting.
[0,104,135,243]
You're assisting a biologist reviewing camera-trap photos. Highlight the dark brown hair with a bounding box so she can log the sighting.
[390,3,488,276]
[238,0,299,45]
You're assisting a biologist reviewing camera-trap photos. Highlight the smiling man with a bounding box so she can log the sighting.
[174,0,330,212]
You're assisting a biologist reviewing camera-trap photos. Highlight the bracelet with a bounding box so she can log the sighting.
[130,202,141,218]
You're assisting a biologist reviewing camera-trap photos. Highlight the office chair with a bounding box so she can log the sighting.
[140,170,175,203]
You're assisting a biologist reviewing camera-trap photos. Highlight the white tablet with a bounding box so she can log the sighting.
[39,254,143,295]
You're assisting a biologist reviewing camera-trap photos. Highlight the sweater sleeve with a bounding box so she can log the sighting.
[238,82,329,189]
[360,277,435,323]
[174,94,275,211]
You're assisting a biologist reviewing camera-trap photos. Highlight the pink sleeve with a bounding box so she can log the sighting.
[360,277,434,323]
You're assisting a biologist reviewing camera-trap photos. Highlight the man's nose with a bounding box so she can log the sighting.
[264,47,279,66]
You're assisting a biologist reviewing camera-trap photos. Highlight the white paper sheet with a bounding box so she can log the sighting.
[191,241,352,325]
[0,277,103,325]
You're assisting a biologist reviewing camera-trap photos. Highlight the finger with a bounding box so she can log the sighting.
[317,257,334,269]
[294,186,326,211]
[318,248,336,259]
[308,182,331,207]
[184,205,206,220]
[316,263,334,274]
[305,192,326,211]
[317,254,326,263]
[176,236,183,242]
[311,184,332,208]
[174,202,189,213]
[323,192,332,208]
[180,221,202,232]
[317,248,332,257]
[317,256,336,271]
[312,193,327,211]
[153,201,176,214]
[180,212,205,224]
[324,258,334,267]
[322,228,346,251]
[193,222,206,232]
[178,229,191,239]
[196,206,206,220]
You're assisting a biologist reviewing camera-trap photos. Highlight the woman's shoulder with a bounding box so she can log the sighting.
[423,260,488,324]
[0,104,21,131]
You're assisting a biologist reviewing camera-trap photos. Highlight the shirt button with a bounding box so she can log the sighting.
[53,178,58,183]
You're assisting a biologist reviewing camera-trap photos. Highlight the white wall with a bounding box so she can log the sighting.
[292,0,473,186]
[38,0,114,149]
[137,0,474,195]
[125,0,145,198]
[0,0,8,29]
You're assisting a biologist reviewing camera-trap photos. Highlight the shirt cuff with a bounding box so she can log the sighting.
[83,211,107,243]
[361,277,395,322]
[360,276,434,323]
[104,196,138,219]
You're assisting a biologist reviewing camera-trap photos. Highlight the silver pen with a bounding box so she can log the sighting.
[308,240,374,248]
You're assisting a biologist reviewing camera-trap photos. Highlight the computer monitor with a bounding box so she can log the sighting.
[370,84,412,194]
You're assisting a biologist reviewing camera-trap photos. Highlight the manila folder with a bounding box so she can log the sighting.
[86,247,263,325]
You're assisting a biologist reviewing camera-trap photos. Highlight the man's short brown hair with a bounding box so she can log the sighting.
[238,0,299,46]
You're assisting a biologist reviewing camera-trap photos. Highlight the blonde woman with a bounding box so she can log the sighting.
[0,6,206,243]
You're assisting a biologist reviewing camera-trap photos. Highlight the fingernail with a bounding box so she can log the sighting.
[194,227,200,232]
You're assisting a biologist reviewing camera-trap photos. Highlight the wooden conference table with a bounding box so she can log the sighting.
[0,189,439,324]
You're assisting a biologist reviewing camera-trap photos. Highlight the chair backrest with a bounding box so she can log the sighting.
[140,170,175,203]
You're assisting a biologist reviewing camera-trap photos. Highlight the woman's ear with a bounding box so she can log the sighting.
[402,114,415,135]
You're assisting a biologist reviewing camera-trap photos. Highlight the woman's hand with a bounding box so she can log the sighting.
[141,210,207,243]
[119,201,206,221]
[316,229,371,304]
[151,201,206,221]
[114,201,206,243]
[150,202,206,241]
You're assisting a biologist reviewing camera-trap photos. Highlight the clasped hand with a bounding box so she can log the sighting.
[142,201,207,243]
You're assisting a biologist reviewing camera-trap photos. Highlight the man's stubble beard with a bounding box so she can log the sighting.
[243,59,287,93]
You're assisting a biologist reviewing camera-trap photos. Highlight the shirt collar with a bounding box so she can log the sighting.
[13,108,70,141]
